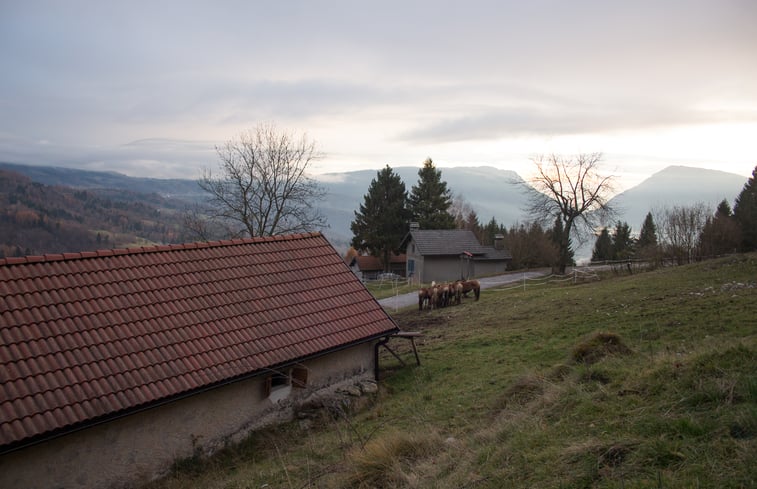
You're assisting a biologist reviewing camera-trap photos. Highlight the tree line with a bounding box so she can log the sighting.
[592,165,757,266]
[348,158,580,272]
[11,117,754,271]
[185,124,757,274]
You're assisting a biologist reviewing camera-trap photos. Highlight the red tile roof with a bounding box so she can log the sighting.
[0,233,398,451]
[350,254,406,271]
[353,255,382,271]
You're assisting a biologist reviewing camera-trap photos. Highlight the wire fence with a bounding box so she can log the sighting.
[488,267,601,293]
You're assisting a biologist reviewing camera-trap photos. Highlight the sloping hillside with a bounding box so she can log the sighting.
[0,169,185,256]
[609,165,746,230]
[147,254,757,488]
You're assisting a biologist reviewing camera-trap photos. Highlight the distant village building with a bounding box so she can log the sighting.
[401,228,511,283]
[348,253,406,281]
[0,233,399,489]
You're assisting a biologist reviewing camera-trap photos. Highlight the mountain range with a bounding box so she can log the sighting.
[0,162,748,257]
[607,165,747,231]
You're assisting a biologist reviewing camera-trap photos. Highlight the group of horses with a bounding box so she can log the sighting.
[418,279,480,311]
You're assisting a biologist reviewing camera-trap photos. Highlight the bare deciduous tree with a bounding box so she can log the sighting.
[524,153,616,274]
[655,203,709,264]
[449,193,477,229]
[195,123,327,239]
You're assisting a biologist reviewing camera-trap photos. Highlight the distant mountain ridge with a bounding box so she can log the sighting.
[0,162,205,200]
[608,165,746,231]
[0,162,748,256]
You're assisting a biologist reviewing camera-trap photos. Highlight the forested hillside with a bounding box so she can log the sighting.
[0,170,185,257]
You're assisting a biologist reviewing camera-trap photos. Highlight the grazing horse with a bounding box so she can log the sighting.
[453,281,463,304]
[430,285,440,309]
[440,283,450,308]
[461,279,481,301]
[418,287,430,311]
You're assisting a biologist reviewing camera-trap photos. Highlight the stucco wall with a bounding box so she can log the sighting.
[475,260,507,277]
[0,342,376,489]
[421,257,465,283]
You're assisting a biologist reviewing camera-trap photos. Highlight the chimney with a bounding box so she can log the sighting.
[409,222,420,231]
[494,233,504,250]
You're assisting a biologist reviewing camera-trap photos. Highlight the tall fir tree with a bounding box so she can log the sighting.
[612,221,634,259]
[637,212,658,249]
[733,165,757,251]
[699,199,741,257]
[481,217,505,246]
[592,228,613,261]
[408,158,456,230]
[350,165,412,270]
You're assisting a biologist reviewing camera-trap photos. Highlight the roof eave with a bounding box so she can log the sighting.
[0,327,398,456]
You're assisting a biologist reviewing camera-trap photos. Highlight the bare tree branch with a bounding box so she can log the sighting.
[523,153,617,273]
[195,123,328,238]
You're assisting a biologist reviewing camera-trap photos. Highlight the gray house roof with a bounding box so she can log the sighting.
[401,229,512,260]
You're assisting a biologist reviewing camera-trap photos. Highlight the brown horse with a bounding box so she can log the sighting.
[453,281,463,304]
[460,279,481,301]
[418,287,430,311]
[439,283,450,307]
[430,285,440,309]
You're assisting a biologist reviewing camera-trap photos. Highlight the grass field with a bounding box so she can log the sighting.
[147,254,757,488]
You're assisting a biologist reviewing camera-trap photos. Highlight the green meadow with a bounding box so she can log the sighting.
[149,254,757,488]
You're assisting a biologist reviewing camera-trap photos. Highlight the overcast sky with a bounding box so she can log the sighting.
[1,0,755,191]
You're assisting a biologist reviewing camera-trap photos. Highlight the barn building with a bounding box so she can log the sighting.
[402,228,512,284]
[0,232,399,489]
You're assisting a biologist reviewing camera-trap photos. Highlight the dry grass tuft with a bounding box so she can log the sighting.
[547,363,573,381]
[494,374,546,410]
[571,331,632,365]
[345,430,442,488]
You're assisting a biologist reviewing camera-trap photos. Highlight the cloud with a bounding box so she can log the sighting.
[0,135,216,179]
[399,97,757,144]
[1,0,756,180]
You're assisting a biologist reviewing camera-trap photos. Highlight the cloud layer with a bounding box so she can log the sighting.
[1,0,755,181]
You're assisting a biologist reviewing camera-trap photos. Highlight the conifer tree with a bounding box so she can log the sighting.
[592,228,613,261]
[350,165,412,270]
[637,212,658,249]
[699,199,741,257]
[408,158,456,230]
[481,217,505,246]
[733,165,757,251]
[612,221,634,259]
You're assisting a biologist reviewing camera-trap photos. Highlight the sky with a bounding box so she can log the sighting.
[1,0,756,192]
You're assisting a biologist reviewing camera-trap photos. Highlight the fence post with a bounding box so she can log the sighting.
[523,273,526,291]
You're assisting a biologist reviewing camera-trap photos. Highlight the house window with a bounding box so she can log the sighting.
[407,259,415,275]
[265,371,291,402]
[264,367,308,402]
[270,372,289,389]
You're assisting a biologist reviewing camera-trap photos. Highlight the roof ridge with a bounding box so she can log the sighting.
[0,232,323,267]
